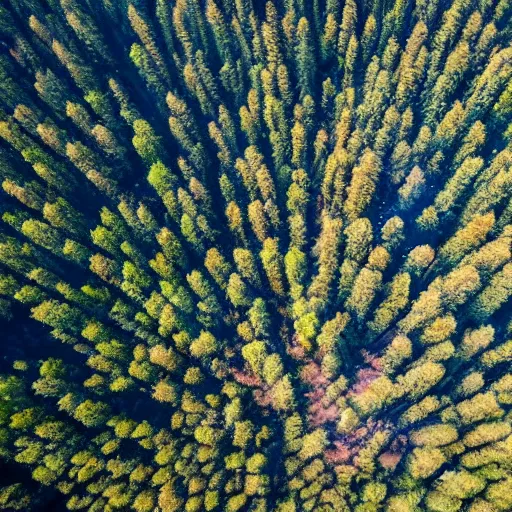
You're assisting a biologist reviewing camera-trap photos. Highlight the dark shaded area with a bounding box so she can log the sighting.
[0,309,67,511]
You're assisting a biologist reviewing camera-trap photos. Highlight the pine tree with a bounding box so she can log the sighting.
[295,18,316,99]
[308,215,343,309]
[437,212,495,269]
[260,238,286,297]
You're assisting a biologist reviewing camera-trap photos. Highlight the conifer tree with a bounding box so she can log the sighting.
[0,2,511,511]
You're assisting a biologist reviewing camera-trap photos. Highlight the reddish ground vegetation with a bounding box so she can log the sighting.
[301,361,330,387]
[301,362,339,427]
[378,435,408,470]
[231,367,263,388]
[326,420,393,468]
[309,401,339,427]
[348,367,383,395]
[254,389,273,408]
[325,441,352,463]
[361,349,384,371]
[287,333,307,360]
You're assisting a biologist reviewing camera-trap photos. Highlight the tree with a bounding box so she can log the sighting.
[441,265,481,308]
[233,248,262,288]
[21,219,64,254]
[249,298,271,338]
[295,18,316,98]
[410,424,458,447]
[344,150,381,221]
[470,263,512,321]
[262,2,284,67]
[308,215,343,307]
[463,422,512,448]
[346,268,382,322]
[396,362,445,399]
[260,238,286,297]
[242,341,267,376]
[263,354,283,386]
[398,166,426,209]
[344,218,373,263]
[456,392,504,425]
[285,247,307,300]
[420,314,456,345]
[361,15,377,65]
[73,400,110,428]
[190,331,219,358]
[248,200,270,243]
[367,273,410,337]
[299,429,328,461]
[438,212,495,268]
[227,273,253,307]
[205,248,232,289]
[132,119,166,165]
[407,447,446,479]
[338,0,357,56]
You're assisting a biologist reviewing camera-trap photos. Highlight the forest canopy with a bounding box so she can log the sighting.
[0,0,512,510]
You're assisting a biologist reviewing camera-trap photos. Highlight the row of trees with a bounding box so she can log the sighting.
[0,0,512,510]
